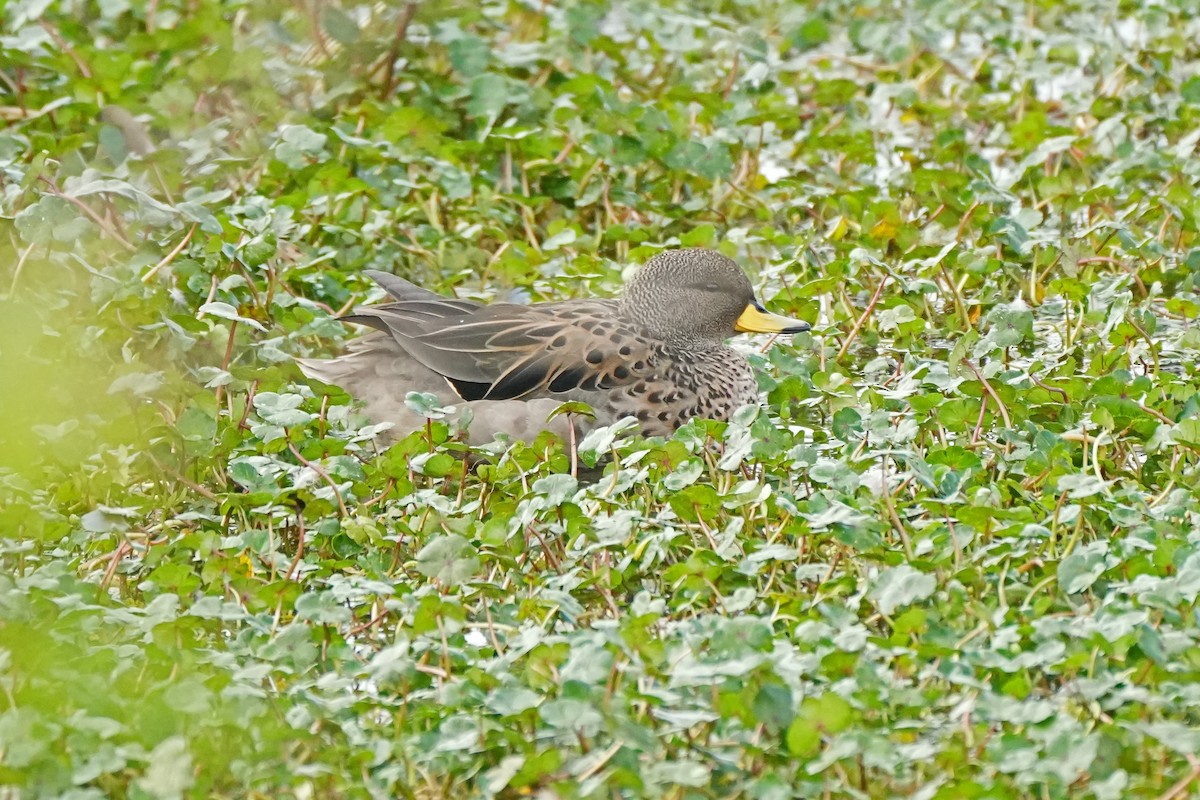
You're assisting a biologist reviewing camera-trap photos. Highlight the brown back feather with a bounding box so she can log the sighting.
[347,298,662,401]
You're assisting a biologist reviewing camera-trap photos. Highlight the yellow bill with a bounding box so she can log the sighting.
[735,301,810,334]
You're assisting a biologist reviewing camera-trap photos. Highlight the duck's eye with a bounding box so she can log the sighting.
[690,282,721,292]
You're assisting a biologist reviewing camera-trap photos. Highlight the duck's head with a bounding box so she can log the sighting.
[619,248,810,344]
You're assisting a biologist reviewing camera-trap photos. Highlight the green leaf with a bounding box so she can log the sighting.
[532,474,578,506]
[1182,76,1200,105]
[405,391,453,420]
[785,712,821,757]
[752,684,794,732]
[253,392,314,426]
[664,458,704,491]
[415,534,480,586]
[107,370,165,397]
[14,195,91,244]
[198,301,267,331]
[468,73,510,118]
[137,736,194,799]
[321,7,359,44]
[273,124,327,169]
[1172,418,1200,447]
[542,227,577,251]
[645,758,711,787]
[1058,549,1107,594]
[80,504,140,533]
[790,15,830,50]
[870,565,936,615]
[295,591,352,624]
[485,687,542,716]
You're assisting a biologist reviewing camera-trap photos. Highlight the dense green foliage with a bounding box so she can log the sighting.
[4,0,1200,796]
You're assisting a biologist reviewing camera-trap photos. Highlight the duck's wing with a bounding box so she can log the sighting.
[345,299,662,402]
[361,270,482,313]
[296,333,581,445]
[300,272,474,388]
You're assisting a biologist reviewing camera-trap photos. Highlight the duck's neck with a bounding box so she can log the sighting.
[659,333,732,352]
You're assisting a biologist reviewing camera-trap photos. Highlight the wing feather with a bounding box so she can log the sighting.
[362,270,481,312]
[344,296,660,401]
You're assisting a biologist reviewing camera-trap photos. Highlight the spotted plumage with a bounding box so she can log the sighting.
[296,248,809,443]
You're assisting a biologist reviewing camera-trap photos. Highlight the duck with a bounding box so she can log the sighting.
[296,248,809,444]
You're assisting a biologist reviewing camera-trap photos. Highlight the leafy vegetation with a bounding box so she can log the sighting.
[4,0,1200,797]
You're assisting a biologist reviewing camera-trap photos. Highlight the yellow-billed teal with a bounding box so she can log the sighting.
[297,248,809,443]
